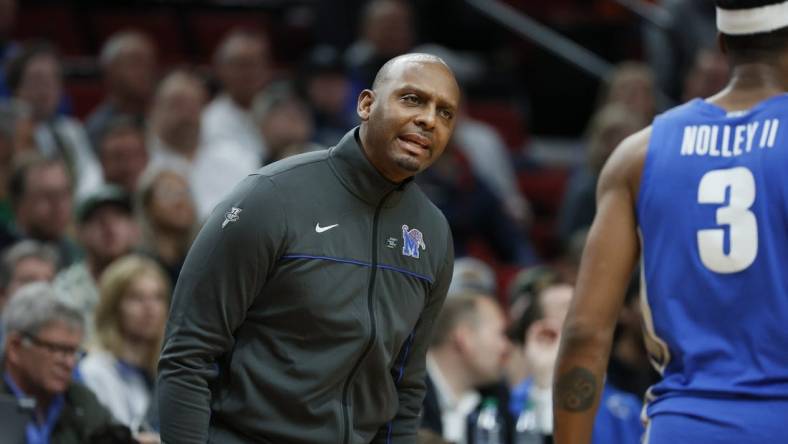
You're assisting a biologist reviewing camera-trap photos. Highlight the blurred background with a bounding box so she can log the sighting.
[0,1,730,442]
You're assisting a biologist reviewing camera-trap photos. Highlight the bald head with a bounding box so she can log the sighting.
[371,53,456,91]
[356,53,461,183]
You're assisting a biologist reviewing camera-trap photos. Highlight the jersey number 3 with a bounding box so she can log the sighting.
[697,167,757,273]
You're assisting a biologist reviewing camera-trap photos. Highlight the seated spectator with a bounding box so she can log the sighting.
[2,154,81,267]
[148,70,256,221]
[606,274,660,400]
[5,41,102,199]
[557,105,646,247]
[296,45,356,147]
[453,106,532,228]
[79,255,169,440]
[447,256,497,298]
[135,166,198,285]
[345,0,415,96]
[417,43,530,227]
[505,268,573,435]
[0,239,57,310]
[202,28,272,161]
[643,0,715,102]
[506,268,642,443]
[54,184,139,342]
[252,81,321,165]
[681,47,729,103]
[598,62,658,122]
[416,143,536,266]
[422,293,511,444]
[97,115,149,194]
[0,239,58,347]
[86,30,157,151]
[1,282,121,442]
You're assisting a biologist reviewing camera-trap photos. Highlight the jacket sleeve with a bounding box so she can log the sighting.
[157,175,287,444]
[374,228,454,443]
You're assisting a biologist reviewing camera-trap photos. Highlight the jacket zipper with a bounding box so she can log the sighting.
[340,189,396,444]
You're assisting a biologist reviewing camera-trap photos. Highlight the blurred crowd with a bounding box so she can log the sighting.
[0,0,728,443]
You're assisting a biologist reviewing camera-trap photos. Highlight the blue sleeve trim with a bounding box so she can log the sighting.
[280,254,434,284]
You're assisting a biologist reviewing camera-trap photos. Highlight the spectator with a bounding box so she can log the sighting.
[6,41,103,199]
[453,105,532,228]
[0,239,57,311]
[606,275,660,400]
[557,105,646,247]
[86,31,157,151]
[252,81,320,165]
[1,282,120,442]
[148,70,256,221]
[643,0,716,102]
[54,184,139,342]
[599,62,658,122]
[422,293,511,444]
[345,0,415,95]
[202,28,272,161]
[80,255,169,440]
[506,267,643,443]
[135,166,198,285]
[447,256,497,298]
[681,47,730,102]
[97,115,149,194]
[3,154,81,267]
[505,269,573,432]
[0,239,57,346]
[296,45,356,147]
[416,142,536,266]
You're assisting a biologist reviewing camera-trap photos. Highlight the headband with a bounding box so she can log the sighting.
[717,1,788,35]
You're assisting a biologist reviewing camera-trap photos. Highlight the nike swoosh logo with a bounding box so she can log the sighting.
[315,223,339,233]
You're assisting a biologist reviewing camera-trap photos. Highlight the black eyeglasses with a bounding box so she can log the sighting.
[21,333,84,360]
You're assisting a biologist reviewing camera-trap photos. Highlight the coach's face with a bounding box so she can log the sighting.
[358,59,460,183]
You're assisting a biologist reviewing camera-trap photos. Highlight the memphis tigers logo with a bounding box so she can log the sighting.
[401,224,426,259]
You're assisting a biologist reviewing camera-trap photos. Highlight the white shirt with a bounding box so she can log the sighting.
[427,354,481,444]
[34,116,104,200]
[201,94,267,161]
[148,136,260,221]
[454,117,529,218]
[79,349,152,432]
[528,384,554,434]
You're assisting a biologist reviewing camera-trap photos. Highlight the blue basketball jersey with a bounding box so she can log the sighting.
[637,95,788,426]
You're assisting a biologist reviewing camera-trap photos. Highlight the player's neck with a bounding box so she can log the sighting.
[707,64,787,112]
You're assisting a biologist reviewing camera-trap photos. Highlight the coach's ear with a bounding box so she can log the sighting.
[357,89,375,122]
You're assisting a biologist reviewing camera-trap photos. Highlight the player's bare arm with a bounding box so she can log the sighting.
[552,126,650,444]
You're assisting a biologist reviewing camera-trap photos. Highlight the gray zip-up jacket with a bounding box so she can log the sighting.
[158,128,454,444]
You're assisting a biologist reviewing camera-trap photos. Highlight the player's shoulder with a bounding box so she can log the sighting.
[257,148,330,179]
[600,125,652,197]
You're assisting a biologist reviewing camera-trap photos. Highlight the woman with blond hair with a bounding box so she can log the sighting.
[79,254,170,437]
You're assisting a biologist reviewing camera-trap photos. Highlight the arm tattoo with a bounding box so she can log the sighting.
[554,367,597,412]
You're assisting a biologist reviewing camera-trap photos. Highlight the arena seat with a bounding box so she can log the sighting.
[13,4,86,55]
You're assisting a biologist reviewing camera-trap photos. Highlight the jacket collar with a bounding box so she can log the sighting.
[328,127,413,206]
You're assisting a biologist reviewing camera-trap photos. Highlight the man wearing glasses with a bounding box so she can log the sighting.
[1,282,118,443]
